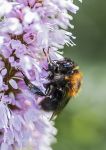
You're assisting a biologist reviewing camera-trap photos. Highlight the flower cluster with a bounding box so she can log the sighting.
[0,0,80,149]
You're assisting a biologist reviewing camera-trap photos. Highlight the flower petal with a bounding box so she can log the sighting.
[9,79,18,89]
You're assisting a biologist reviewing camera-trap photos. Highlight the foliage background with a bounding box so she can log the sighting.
[53,0,106,150]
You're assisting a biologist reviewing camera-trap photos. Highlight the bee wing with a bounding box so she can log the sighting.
[50,89,70,120]
[20,70,45,96]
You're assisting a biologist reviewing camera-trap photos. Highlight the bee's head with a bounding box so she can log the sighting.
[56,58,78,75]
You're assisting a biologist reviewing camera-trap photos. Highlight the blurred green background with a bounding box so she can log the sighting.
[53,0,106,150]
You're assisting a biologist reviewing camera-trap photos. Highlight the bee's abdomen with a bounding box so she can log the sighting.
[40,88,63,111]
[40,97,58,111]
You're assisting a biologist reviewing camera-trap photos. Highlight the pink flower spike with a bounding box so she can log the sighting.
[0,0,81,149]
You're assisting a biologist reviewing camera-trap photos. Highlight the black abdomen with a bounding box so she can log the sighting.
[40,88,63,111]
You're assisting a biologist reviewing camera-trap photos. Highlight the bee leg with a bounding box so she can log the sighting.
[44,82,51,95]
[43,48,52,65]
[43,67,49,71]
[45,85,51,95]
[50,112,57,121]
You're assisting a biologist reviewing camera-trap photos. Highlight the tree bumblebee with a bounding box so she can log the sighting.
[20,50,82,119]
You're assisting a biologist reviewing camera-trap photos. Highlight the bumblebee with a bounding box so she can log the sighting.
[21,55,82,119]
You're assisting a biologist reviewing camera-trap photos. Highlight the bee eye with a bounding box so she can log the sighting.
[63,63,70,67]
